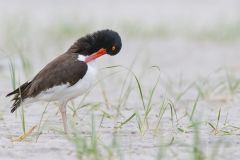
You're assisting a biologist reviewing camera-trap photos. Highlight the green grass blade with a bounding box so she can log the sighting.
[116,113,136,128]
[8,59,16,90]
[190,95,199,121]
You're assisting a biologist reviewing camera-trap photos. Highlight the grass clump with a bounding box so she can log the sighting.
[68,114,122,160]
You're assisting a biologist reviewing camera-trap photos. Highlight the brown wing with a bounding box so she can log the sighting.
[7,53,88,112]
[27,53,88,97]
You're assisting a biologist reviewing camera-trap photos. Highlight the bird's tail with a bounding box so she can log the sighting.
[6,82,31,113]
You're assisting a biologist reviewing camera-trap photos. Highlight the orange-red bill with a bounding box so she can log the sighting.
[85,48,107,63]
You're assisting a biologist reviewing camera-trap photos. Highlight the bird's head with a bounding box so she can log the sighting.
[93,29,122,56]
[69,29,122,62]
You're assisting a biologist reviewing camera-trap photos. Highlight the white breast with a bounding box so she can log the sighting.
[24,61,97,104]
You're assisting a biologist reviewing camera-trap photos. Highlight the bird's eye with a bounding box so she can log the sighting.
[112,46,116,51]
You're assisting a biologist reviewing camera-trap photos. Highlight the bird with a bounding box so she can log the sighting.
[6,29,122,133]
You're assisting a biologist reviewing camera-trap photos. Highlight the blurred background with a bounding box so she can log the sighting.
[1,1,240,160]
[1,0,240,101]
[1,0,240,78]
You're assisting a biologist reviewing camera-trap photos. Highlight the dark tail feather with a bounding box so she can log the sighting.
[10,101,21,113]
[6,82,31,113]
[6,82,30,97]
[11,107,17,113]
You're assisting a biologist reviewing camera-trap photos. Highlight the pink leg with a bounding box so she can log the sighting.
[59,102,68,134]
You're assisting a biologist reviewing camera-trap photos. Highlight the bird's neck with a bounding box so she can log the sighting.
[77,54,96,67]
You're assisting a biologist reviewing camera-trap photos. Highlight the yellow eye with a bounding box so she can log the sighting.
[112,46,116,51]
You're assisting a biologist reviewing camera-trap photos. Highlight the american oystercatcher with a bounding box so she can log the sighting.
[6,29,122,133]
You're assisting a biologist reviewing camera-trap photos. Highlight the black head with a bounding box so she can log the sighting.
[69,29,122,56]
[91,29,122,56]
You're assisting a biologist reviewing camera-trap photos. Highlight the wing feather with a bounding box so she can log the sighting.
[7,53,88,113]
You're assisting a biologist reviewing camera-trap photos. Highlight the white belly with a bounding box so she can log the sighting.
[24,62,97,104]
